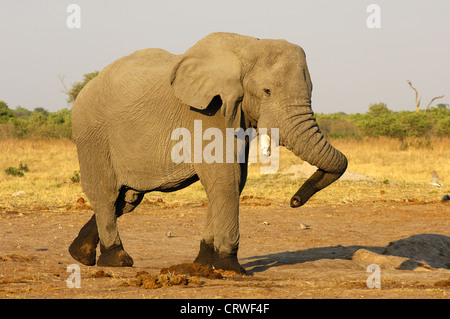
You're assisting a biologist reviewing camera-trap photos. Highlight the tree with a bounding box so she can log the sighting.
[13,106,32,119]
[0,101,15,123]
[34,107,49,116]
[406,80,444,112]
[59,71,99,104]
[368,102,390,115]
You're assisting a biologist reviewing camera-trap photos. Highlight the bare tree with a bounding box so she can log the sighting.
[407,80,444,112]
[425,95,445,112]
[58,74,70,96]
[406,80,421,112]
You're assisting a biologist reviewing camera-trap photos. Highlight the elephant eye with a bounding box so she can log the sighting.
[263,88,271,96]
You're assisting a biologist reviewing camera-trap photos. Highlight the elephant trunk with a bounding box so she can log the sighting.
[280,104,348,208]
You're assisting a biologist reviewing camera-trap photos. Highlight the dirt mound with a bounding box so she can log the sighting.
[383,234,450,269]
[161,263,224,279]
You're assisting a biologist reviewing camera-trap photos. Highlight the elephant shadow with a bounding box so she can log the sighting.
[241,233,450,274]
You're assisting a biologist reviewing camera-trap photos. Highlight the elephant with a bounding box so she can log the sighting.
[69,32,347,274]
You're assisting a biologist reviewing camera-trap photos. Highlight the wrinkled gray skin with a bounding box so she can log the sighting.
[69,32,347,273]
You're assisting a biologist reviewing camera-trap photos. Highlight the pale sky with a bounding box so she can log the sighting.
[1,0,449,114]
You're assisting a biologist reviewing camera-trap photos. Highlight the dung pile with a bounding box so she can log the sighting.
[124,271,201,289]
[161,263,224,279]
[124,263,225,289]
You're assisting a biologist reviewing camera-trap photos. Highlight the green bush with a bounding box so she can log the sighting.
[1,107,72,139]
[4,162,29,177]
[357,112,397,137]
[395,111,433,138]
[70,170,80,183]
[435,116,450,137]
[316,113,359,139]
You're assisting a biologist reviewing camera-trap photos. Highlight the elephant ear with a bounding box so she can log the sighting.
[169,45,244,129]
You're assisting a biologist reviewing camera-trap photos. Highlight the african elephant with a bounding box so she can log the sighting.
[69,32,347,273]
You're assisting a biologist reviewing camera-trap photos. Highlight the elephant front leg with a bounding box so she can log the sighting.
[194,205,215,265]
[194,165,246,274]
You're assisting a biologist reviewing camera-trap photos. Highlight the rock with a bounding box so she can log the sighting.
[352,249,410,269]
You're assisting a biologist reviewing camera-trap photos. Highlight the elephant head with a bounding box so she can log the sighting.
[170,32,347,207]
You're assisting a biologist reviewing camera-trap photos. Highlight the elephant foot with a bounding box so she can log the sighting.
[213,252,247,275]
[69,236,98,266]
[194,240,246,275]
[97,244,134,267]
[193,240,216,265]
[68,215,99,266]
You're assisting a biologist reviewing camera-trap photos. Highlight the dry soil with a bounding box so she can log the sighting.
[1,198,449,299]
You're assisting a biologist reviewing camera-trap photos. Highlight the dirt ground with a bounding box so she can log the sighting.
[1,199,449,299]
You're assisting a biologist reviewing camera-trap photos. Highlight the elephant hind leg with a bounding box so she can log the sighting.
[71,190,134,267]
[72,146,133,266]
[93,196,134,267]
[69,214,99,266]
[69,200,135,267]
[68,189,140,267]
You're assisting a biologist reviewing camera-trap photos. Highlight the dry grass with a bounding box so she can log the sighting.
[0,138,81,207]
[242,136,449,204]
[328,137,449,202]
[0,137,448,207]
[333,137,449,185]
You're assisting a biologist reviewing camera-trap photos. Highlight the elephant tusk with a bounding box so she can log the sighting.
[260,134,271,157]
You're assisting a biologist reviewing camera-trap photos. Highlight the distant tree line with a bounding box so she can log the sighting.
[316,103,450,140]
[0,71,99,139]
[0,101,72,139]
[0,70,449,140]
[1,100,448,140]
